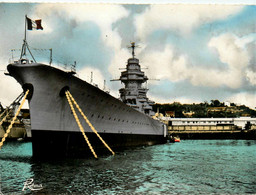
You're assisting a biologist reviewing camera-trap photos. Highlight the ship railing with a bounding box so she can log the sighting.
[8,58,15,64]
[8,58,35,65]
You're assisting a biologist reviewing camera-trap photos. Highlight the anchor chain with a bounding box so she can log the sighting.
[67,91,115,156]
[0,90,29,150]
[65,91,98,159]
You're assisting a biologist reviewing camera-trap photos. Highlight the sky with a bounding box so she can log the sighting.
[0,3,255,109]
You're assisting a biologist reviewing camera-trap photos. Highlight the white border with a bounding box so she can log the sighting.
[0,0,256,4]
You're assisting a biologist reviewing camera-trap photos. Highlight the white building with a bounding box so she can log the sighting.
[162,117,256,130]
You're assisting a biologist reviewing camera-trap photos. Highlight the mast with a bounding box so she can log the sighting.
[49,48,52,65]
[20,15,27,59]
[90,72,93,84]
[128,42,138,59]
[20,15,36,62]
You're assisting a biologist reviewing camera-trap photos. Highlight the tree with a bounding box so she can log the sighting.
[210,100,221,107]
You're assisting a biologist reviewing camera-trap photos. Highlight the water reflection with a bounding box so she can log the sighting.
[30,147,154,194]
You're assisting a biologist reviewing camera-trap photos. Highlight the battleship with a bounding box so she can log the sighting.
[5,34,167,158]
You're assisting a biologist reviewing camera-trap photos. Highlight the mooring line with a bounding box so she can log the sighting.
[65,91,98,159]
[0,90,29,150]
[0,91,25,126]
[0,109,8,119]
[67,91,115,156]
[0,110,11,126]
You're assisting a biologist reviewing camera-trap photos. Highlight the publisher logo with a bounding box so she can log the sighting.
[22,178,43,192]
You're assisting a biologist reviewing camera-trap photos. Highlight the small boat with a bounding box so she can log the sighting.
[169,135,180,143]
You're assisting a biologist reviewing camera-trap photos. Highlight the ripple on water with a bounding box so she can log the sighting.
[0,140,256,194]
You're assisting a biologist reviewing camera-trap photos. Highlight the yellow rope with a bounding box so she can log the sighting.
[67,91,115,156]
[0,109,8,119]
[0,90,29,150]
[65,91,98,159]
[0,110,11,126]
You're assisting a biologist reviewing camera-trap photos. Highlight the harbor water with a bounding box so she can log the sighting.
[0,140,256,194]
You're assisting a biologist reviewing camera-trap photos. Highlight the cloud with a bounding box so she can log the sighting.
[34,4,130,75]
[0,64,25,107]
[246,70,256,85]
[34,4,131,96]
[149,92,201,105]
[141,45,188,82]
[77,66,105,89]
[228,92,256,109]
[141,33,255,89]
[0,4,129,106]
[134,5,244,38]
[35,4,129,34]
[0,4,255,110]
[235,33,256,49]
[208,33,249,70]
[208,33,255,87]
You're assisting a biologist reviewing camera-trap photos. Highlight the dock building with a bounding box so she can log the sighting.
[160,117,256,139]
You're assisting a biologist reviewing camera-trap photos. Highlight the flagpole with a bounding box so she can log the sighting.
[20,15,38,63]
[20,15,27,59]
[24,14,27,42]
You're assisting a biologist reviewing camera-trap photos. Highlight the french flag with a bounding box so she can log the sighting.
[26,16,43,30]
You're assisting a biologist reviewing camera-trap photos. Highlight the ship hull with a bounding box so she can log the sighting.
[7,62,167,158]
[32,130,166,158]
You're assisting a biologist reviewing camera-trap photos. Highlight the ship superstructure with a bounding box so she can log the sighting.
[118,42,155,116]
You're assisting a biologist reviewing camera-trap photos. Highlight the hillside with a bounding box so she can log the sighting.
[153,100,256,118]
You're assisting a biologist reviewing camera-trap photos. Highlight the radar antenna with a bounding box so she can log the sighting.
[128,42,139,58]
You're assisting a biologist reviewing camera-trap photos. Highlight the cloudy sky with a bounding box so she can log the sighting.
[0,3,255,109]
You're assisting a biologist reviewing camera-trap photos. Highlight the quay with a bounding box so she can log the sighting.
[0,100,31,140]
[160,117,256,139]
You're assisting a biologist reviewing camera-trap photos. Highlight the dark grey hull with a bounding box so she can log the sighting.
[32,130,167,158]
[7,63,167,158]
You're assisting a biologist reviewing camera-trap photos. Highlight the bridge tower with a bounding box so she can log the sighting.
[119,42,155,115]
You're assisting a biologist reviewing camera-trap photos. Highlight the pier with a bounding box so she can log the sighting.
[160,117,256,139]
